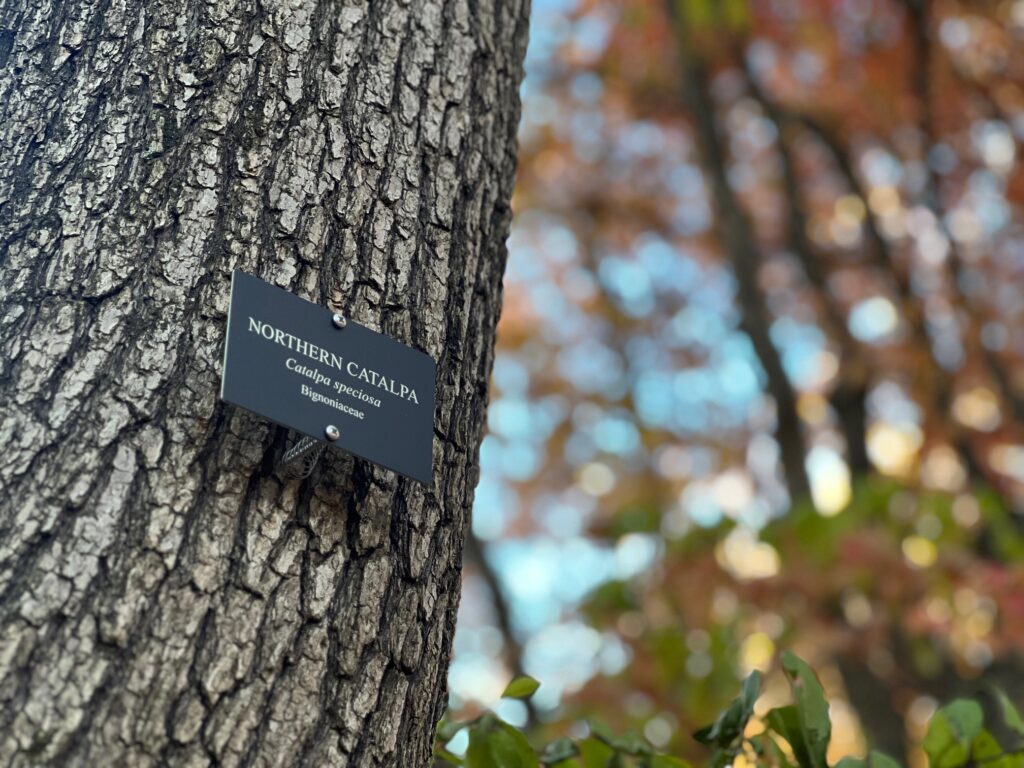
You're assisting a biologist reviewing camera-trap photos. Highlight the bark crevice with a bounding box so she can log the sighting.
[0,0,531,765]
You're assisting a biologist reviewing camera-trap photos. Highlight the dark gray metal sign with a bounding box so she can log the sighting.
[220,270,435,484]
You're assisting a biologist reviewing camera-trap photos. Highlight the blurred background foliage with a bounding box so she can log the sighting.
[447,0,1024,765]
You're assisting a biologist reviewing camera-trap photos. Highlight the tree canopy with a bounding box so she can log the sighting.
[449,0,1024,764]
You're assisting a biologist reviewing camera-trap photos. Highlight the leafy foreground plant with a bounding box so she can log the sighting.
[435,651,1024,768]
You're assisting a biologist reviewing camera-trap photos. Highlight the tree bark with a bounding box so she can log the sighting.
[0,1,529,765]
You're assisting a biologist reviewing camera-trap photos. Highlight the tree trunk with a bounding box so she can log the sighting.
[668,11,812,504]
[0,1,529,765]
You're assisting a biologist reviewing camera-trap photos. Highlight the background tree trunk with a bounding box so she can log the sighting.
[0,0,529,765]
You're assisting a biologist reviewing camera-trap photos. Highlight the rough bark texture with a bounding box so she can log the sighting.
[0,1,529,765]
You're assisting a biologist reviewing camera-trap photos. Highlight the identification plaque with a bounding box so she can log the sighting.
[220,270,435,484]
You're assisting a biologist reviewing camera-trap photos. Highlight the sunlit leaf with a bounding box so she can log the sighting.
[836,751,901,768]
[970,729,1002,761]
[757,734,796,768]
[923,700,983,768]
[502,676,541,700]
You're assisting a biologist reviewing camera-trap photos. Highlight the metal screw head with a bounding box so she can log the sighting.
[325,425,340,441]
[331,313,347,329]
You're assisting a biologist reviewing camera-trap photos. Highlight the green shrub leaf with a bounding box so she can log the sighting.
[970,729,1002,761]
[539,737,579,765]
[576,736,614,768]
[995,689,1024,738]
[868,751,902,768]
[836,751,901,768]
[437,717,465,744]
[770,652,830,768]
[923,700,983,768]
[590,722,650,756]
[767,706,822,768]
[434,745,465,766]
[502,676,541,700]
[694,671,761,749]
[466,714,539,768]
[751,733,796,768]
[742,670,763,711]
[651,756,692,768]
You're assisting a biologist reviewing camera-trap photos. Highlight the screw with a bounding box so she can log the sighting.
[325,425,340,441]
[332,313,347,329]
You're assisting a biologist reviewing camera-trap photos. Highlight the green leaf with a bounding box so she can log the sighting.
[650,756,692,768]
[502,676,541,700]
[577,737,614,768]
[437,718,465,744]
[994,689,1024,738]
[971,730,1003,761]
[944,700,984,743]
[773,652,830,768]
[540,738,580,765]
[923,712,966,768]
[589,721,619,746]
[923,700,984,768]
[692,725,715,746]
[694,671,760,749]
[866,751,902,768]
[466,715,539,768]
[590,723,650,757]
[742,670,762,711]
[836,752,900,768]
[434,745,465,766]
[694,703,741,748]
[757,734,796,768]
[615,730,651,756]
[768,706,819,768]
[968,729,1024,768]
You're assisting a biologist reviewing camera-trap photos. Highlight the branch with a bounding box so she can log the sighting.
[741,59,873,475]
[463,531,537,724]
[792,112,1014,513]
[901,0,1024,426]
[668,4,812,503]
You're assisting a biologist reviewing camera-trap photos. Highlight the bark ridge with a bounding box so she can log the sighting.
[0,0,530,764]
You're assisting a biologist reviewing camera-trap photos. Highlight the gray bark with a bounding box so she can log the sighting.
[0,0,529,765]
